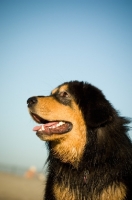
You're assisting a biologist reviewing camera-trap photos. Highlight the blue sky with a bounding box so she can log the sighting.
[0,0,132,171]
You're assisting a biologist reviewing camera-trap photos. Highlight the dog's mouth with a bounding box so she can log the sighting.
[30,113,72,136]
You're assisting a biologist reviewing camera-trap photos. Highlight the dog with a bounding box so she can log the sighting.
[27,81,132,200]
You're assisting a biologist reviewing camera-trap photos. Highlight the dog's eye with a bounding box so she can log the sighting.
[56,91,71,105]
[59,91,70,98]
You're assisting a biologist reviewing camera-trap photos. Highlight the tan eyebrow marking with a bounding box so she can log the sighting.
[59,84,68,92]
[51,87,59,95]
[51,84,68,95]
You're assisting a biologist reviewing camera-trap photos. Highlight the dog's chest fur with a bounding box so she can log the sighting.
[46,160,126,200]
[51,163,90,200]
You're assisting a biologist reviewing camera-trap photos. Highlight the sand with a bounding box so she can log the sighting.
[0,172,45,200]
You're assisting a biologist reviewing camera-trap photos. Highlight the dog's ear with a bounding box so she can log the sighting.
[68,81,114,128]
[86,102,113,127]
[82,85,114,128]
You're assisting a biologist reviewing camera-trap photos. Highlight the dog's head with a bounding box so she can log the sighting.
[27,81,116,165]
[27,81,113,137]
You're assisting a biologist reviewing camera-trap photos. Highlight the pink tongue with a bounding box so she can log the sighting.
[33,122,58,131]
[33,125,42,131]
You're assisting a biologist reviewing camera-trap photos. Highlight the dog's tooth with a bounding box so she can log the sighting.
[42,125,45,130]
[59,122,65,126]
[48,122,65,129]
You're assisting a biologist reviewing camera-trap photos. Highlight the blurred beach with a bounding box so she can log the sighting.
[0,172,45,200]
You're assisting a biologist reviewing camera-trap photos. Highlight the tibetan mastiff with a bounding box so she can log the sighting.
[27,81,132,200]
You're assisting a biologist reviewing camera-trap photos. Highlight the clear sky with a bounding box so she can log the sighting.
[0,0,132,171]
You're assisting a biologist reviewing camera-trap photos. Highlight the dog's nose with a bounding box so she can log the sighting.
[27,96,37,108]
